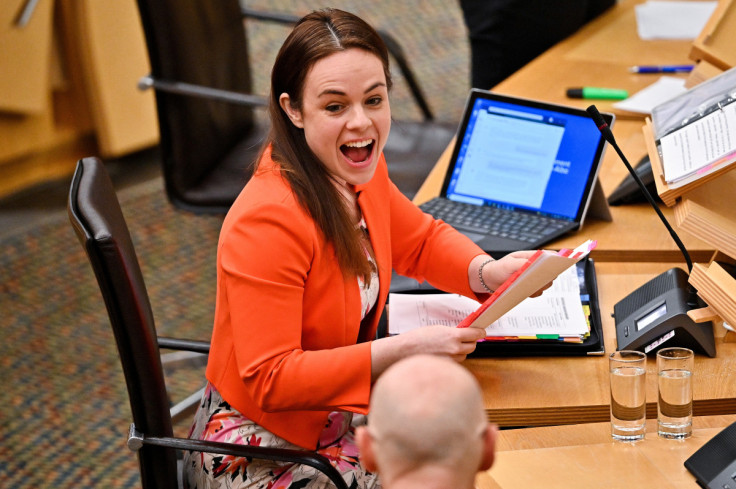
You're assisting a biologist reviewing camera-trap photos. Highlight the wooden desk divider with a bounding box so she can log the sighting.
[687,305,720,324]
[673,172,736,259]
[689,261,736,334]
[676,179,736,340]
[687,60,726,88]
[690,0,736,72]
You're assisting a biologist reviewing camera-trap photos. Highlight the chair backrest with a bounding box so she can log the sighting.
[135,0,260,212]
[68,157,179,489]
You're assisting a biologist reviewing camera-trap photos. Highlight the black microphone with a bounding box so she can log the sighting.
[586,104,715,357]
[587,105,693,273]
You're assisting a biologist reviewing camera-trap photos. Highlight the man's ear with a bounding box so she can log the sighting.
[479,424,498,471]
[355,426,378,472]
[279,93,304,128]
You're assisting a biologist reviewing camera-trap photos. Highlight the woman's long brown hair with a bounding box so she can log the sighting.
[266,9,392,282]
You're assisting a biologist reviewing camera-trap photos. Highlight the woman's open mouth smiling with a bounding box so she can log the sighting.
[340,139,375,166]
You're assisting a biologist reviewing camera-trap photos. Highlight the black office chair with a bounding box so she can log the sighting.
[135,0,456,213]
[68,157,349,489]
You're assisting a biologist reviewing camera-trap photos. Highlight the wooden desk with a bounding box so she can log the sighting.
[414,0,715,262]
[476,415,736,489]
[464,262,736,427]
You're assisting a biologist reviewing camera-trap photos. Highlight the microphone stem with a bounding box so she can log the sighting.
[610,144,693,273]
[587,104,699,308]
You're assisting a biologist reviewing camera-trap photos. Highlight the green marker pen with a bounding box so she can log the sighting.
[566,87,629,100]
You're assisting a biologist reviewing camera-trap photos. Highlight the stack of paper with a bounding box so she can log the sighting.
[388,239,597,343]
[474,266,591,343]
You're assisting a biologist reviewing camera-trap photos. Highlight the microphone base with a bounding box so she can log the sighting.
[613,267,716,357]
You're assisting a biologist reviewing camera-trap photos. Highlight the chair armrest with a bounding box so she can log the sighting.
[127,424,348,489]
[138,75,268,107]
[240,7,434,120]
[157,336,210,354]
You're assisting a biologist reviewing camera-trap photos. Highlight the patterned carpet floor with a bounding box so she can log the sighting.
[0,177,224,488]
[1,1,470,486]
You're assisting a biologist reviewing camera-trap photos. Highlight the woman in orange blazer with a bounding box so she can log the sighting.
[183,9,537,489]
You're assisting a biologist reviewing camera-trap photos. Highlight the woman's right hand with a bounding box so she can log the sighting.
[370,325,486,380]
[399,325,487,360]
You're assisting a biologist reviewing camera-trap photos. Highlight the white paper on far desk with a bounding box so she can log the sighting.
[613,77,687,115]
[388,267,588,338]
[634,1,717,40]
[659,102,736,185]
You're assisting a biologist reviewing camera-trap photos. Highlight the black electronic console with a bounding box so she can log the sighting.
[607,155,661,206]
[613,267,715,357]
[685,421,736,489]
[586,105,716,357]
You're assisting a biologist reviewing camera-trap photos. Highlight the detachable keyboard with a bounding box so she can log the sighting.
[420,198,568,244]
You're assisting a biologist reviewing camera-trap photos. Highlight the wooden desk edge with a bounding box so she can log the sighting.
[475,414,736,489]
[486,398,736,427]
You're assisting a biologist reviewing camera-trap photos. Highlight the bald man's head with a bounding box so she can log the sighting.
[361,354,493,480]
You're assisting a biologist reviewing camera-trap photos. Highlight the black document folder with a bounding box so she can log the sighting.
[470,257,605,357]
[385,257,605,357]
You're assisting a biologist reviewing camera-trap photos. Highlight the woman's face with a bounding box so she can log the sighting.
[280,48,391,187]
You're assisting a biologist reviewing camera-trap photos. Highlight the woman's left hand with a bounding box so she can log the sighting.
[472,251,553,296]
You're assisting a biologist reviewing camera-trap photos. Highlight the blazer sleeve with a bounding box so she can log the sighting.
[387,181,487,300]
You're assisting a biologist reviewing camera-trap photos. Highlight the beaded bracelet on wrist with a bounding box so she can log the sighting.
[478,258,494,293]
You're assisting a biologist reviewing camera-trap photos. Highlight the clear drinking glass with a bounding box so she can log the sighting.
[609,350,647,441]
[657,347,693,439]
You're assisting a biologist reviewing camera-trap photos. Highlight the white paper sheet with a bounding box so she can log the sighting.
[634,1,717,40]
[613,76,687,115]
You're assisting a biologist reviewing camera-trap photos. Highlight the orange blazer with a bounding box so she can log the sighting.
[206,146,486,449]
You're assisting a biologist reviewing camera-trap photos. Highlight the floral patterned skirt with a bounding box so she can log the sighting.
[182,383,381,489]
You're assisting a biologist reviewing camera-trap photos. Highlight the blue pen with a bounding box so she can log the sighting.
[628,65,694,74]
